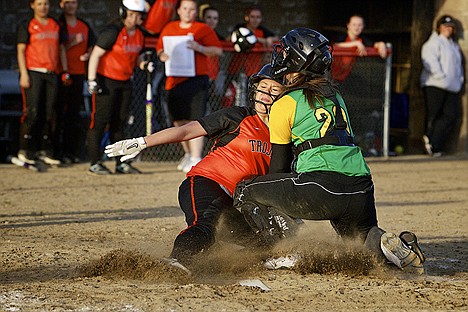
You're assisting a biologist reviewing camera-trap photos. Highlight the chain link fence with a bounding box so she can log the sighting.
[123,44,392,162]
[331,46,392,157]
[125,43,273,162]
[0,44,391,163]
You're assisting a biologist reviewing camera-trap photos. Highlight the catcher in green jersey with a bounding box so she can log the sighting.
[233,27,426,273]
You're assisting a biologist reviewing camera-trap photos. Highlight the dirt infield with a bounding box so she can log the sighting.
[1,155,467,311]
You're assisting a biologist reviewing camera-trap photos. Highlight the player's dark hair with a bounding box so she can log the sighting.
[58,14,70,42]
[281,74,339,110]
[347,13,365,25]
[244,5,262,17]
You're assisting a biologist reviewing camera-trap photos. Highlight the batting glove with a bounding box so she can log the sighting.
[87,80,102,94]
[105,137,147,162]
[61,72,72,86]
[144,61,155,73]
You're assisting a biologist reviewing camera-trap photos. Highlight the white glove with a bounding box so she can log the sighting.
[105,137,147,162]
[146,61,154,73]
[87,80,102,94]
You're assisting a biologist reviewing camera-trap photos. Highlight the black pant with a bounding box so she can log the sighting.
[86,75,132,165]
[166,75,208,121]
[171,176,254,263]
[19,70,58,156]
[423,86,460,153]
[234,171,378,241]
[55,74,85,159]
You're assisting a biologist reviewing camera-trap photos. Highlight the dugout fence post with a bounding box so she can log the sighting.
[382,43,393,158]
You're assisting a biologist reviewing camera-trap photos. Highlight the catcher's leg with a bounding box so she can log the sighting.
[238,201,302,247]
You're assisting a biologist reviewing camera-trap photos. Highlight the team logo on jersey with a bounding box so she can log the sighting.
[248,139,271,157]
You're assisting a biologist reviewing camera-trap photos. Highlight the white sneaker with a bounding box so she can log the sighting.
[263,254,299,270]
[18,150,36,165]
[380,232,422,272]
[37,151,61,166]
[177,154,191,171]
[182,156,202,173]
[161,257,191,275]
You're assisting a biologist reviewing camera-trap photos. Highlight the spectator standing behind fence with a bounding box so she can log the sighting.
[331,14,387,82]
[157,0,222,173]
[56,0,96,164]
[420,15,464,157]
[16,0,68,168]
[229,5,278,78]
[86,0,149,175]
[334,14,387,58]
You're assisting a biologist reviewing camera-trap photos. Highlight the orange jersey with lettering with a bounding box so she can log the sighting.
[17,17,63,73]
[157,21,222,90]
[63,18,95,75]
[188,106,271,196]
[96,22,144,81]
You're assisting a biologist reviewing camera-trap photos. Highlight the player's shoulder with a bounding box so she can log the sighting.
[17,16,34,29]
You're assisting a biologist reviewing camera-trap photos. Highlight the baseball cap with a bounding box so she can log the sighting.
[437,15,456,27]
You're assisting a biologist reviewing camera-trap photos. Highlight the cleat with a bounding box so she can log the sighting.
[263,254,299,270]
[17,150,36,165]
[161,257,191,275]
[115,163,142,174]
[399,231,425,264]
[37,151,61,166]
[381,232,424,273]
[88,163,112,175]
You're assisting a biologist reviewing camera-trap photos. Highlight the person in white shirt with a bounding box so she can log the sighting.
[420,15,464,157]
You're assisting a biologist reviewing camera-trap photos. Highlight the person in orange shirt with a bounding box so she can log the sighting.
[86,0,149,175]
[334,14,387,58]
[16,0,68,168]
[157,0,222,173]
[56,0,96,164]
[104,65,287,272]
[331,14,387,82]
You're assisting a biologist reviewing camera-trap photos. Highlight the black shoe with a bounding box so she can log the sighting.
[88,163,112,175]
[115,163,142,174]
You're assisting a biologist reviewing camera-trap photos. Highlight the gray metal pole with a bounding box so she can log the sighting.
[383,43,393,157]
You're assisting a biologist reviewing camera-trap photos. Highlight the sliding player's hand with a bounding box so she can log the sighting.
[105,137,147,162]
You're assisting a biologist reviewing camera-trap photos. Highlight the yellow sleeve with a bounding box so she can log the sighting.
[269,95,296,144]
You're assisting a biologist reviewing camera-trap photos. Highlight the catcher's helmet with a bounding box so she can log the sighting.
[248,64,283,114]
[231,27,257,52]
[271,27,332,78]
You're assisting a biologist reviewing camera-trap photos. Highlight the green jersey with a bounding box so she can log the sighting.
[269,89,371,176]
